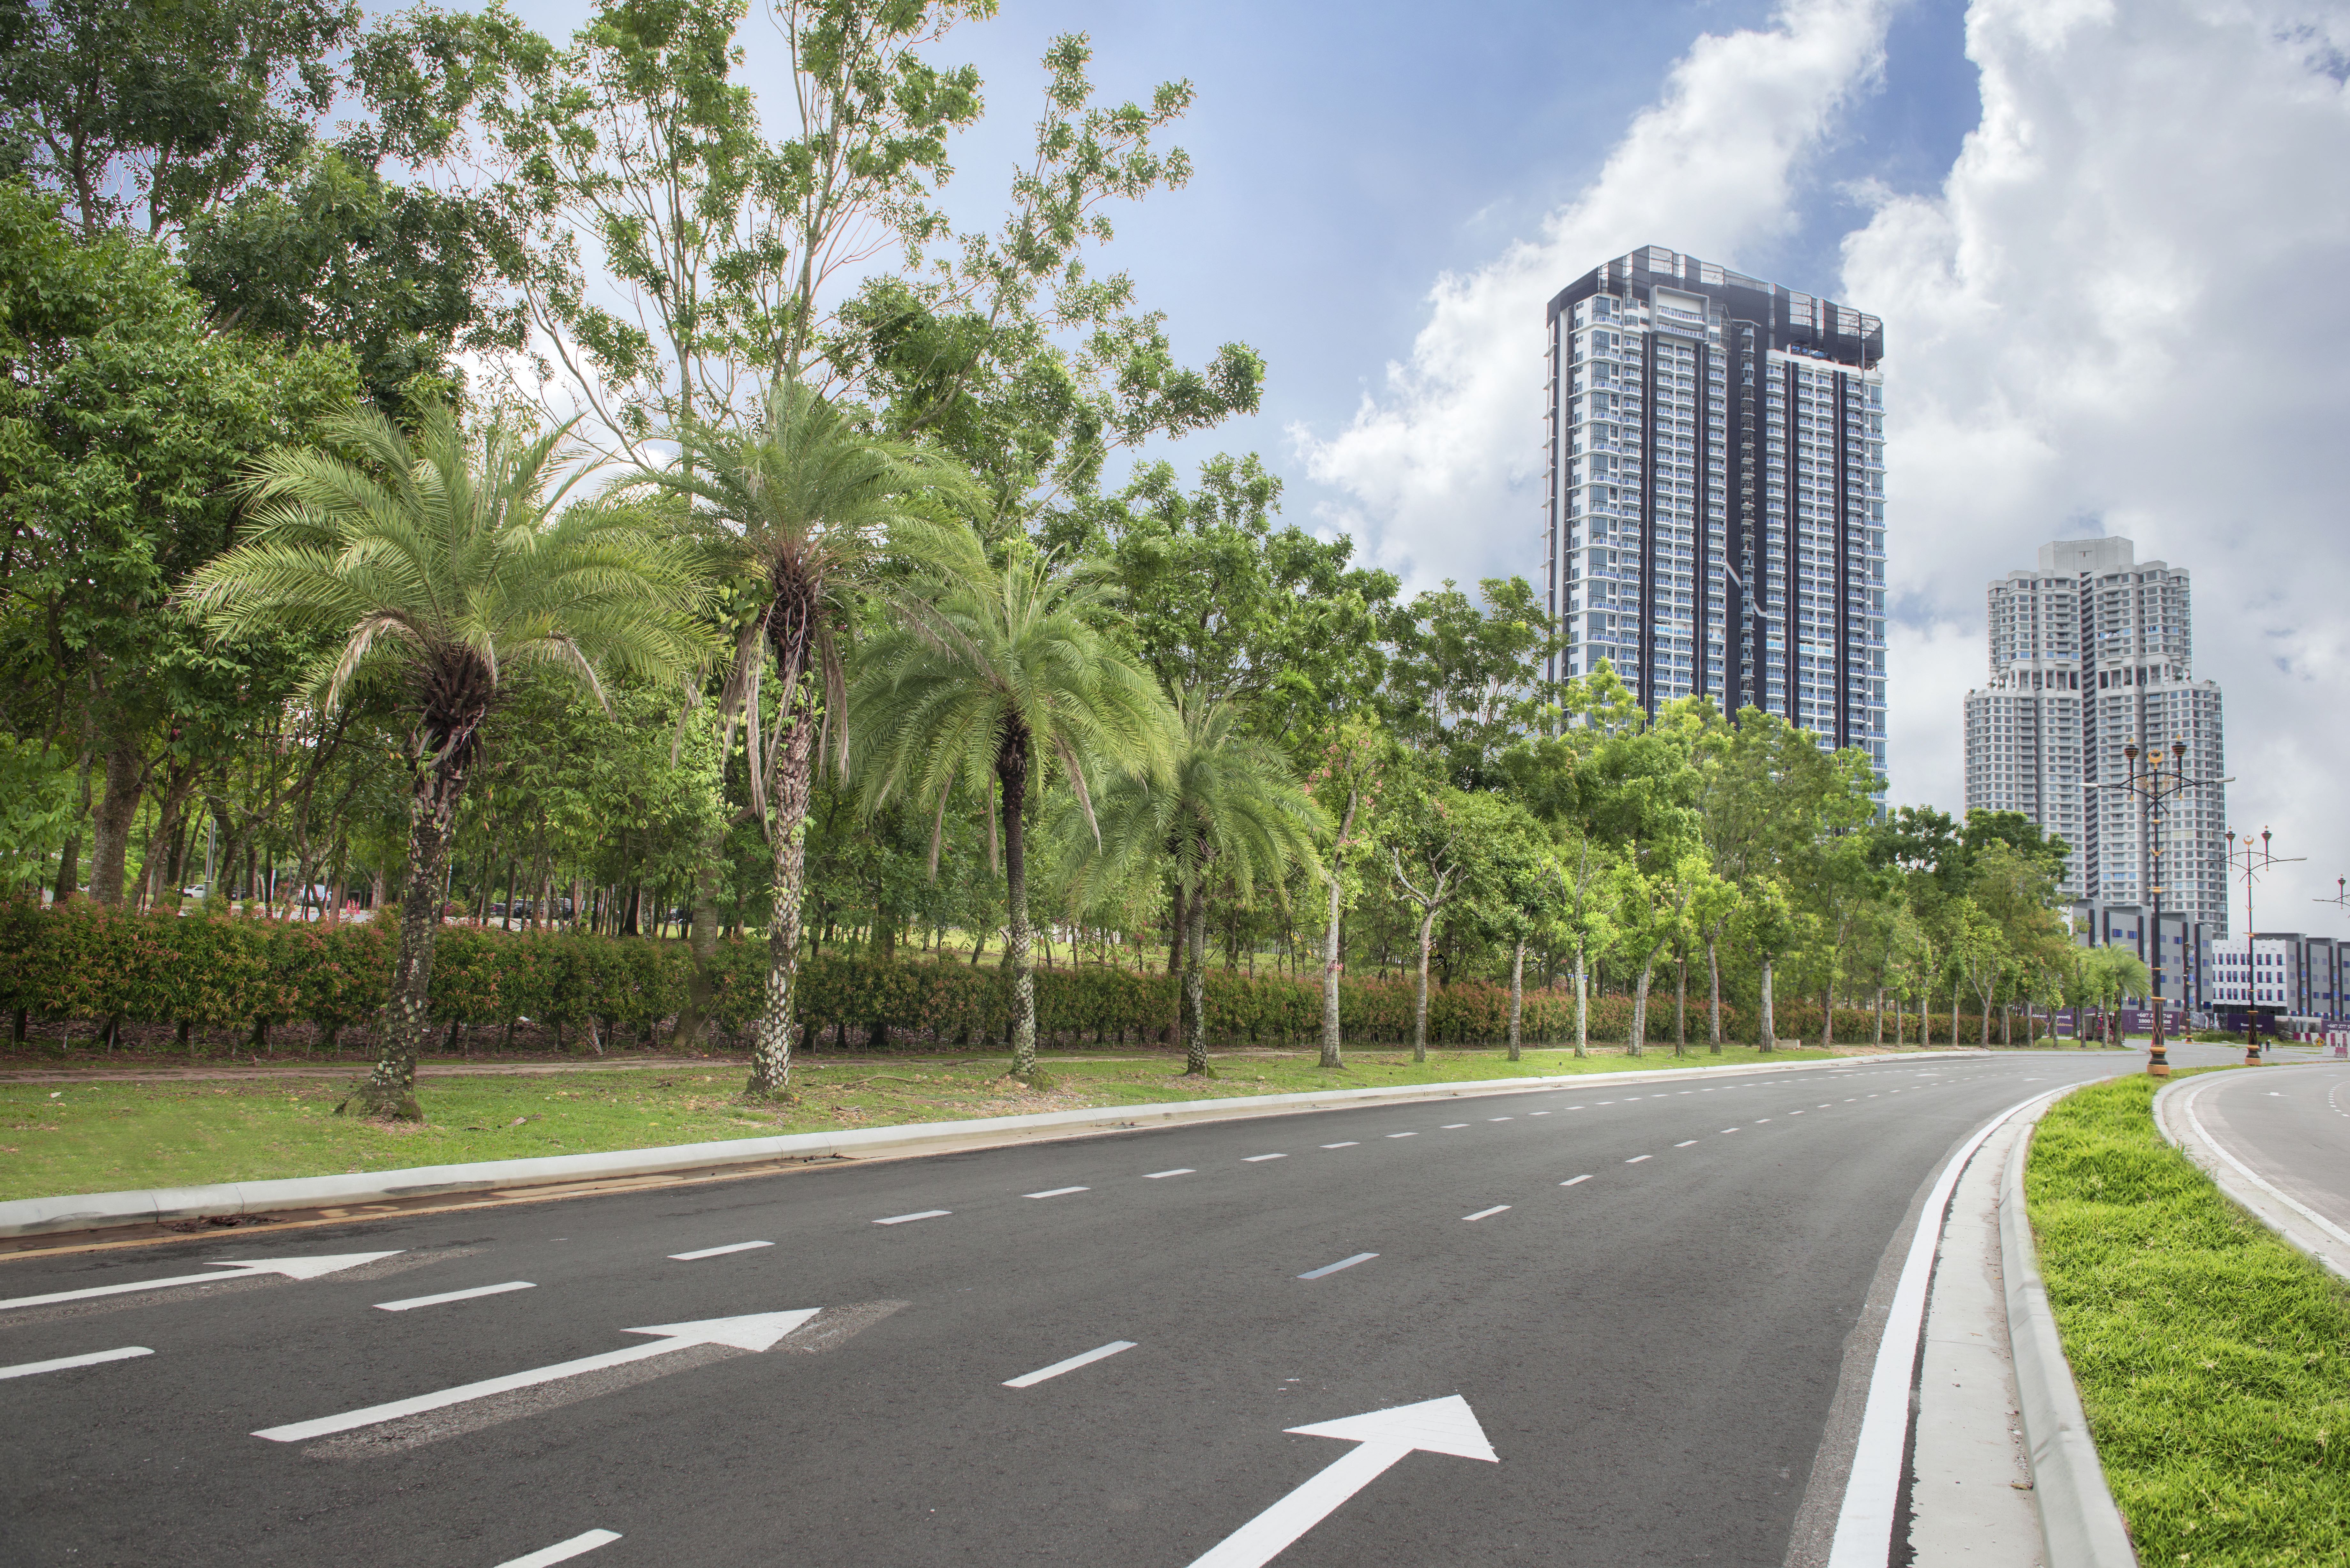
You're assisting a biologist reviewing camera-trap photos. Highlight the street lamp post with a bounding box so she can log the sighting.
[2224,826,2305,1067]
[2120,738,2221,1078]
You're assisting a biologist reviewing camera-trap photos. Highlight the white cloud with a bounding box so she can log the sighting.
[1293,0,1893,586]
[1846,0,2350,914]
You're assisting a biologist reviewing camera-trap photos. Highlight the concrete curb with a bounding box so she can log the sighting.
[0,1048,1991,1238]
[2152,1068,2350,1281]
[2000,1089,2139,1567]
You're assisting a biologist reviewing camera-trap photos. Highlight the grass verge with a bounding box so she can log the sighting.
[0,1044,1856,1202]
[2027,1072,2350,1565]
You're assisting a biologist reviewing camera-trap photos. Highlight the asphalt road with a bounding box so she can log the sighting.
[0,1052,2131,1568]
[2177,1059,2350,1235]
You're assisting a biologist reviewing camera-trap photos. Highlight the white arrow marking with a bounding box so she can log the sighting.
[494,1528,621,1567]
[252,1308,820,1443]
[0,1345,153,1380]
[0,1252,402,1313]
[1185,1395,1497,1568]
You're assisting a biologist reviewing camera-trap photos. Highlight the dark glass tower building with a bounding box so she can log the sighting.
[1543,245,1888,771]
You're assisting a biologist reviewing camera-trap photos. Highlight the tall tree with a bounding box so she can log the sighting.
[186,405,705,1117]
[852,546,1171,1079]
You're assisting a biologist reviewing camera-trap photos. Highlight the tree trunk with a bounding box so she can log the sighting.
[1706,931,1722,1052]
[999,735,1039,1077]
[86,726,144,906]
[672,848,723,1048]
[1318,850,1346,1071]
[746,680,818,1098]
[1629,954,1655,1058]
[1821,984,1834,1051]
[1874,987,1885,1046]
[1573,943,1588,1059]
[1673,945,1687,1057]
[1411,907,1437,1063]
[1183,880,1210,1076]
[1506,938,1526,1061]
[360,750,469,1119]
[1759,957,1776,1050]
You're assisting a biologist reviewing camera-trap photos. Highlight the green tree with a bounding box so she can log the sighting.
[186,404,706,1117]
[1062,692,1323,1075]
[852,547,1172,1078]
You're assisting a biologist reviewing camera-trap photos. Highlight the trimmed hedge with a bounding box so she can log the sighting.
[0,902,1977,1053]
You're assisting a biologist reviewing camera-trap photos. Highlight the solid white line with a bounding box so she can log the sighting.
[1625,1155,1652,1164]
[1003,1339,1137,1388]
[2182,1078,2350,1250]
[1298,1253,1377,1279]
[376,1282,535,1312]
[1024,1187,1089,1199]
[1144,1168,1195,1179]
[0,1345,152,1380]
[494,1529,622,1567]
[1824,1086,2063,1568]
[1462,1206,1511,1222]
[1318,1142,1359,1149]
[873,1210,951,1225]
[668,1240,773,1260]
[1561,1174,1593,1186]
[1243,1153,1287,1163]
[1674,1140,1698,1148]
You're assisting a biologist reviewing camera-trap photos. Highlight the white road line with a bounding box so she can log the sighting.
[873,1210,951,1225]
[1441,1123,1470,1129]
[1144,1168,1195,1179]
[1565,1105,1586,1110]
[1462,1206,1511,1222]
[1820,1104,1832,1108]
[494,1529,622,1567]
[1625,1155,1652,1164]
[0,1345,152,1380]
[1529,1111,1551,1117]
[1298,1254,1378,1280]
[1756,1118,1772,1123]
[376,1282,535,1312]
[1487,1116,1513,1122]
[1244,1153,1288,1163]
[1003,1340,1137,1388]
[1595,1100,1615,1105]
[1318,1142,1359,1150]
[668,1241,773,1261]
[1383,1133,1416,1139]
[1721,1128,1740,1135]
[1561,1174,1593,1186]
[1674,1140,1698,1148]
[1024,1187,1089,1199]
[1790,1111,1804,1116]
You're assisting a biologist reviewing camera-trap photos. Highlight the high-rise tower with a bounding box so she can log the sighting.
[1542,245,1888,771]
[1963,536,2227,935]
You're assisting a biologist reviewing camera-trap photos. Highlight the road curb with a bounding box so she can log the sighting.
[2152,1067,2350,1281]
[0,1049,1991,1238]
[2000,1089,2139,1568]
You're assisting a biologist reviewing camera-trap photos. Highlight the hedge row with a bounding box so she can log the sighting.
[0,904,1979,1051]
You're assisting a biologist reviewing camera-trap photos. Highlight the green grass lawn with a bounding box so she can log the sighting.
[2028,1073,2350,1565]
[0,1043,1854,1202]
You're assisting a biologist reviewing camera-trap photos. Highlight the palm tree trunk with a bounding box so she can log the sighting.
[364,753,467,1119]
[999,738,1038,1077]
[1412,907,1437,1063]
[1507,937,1525,1062]
[1759,956,1776,1051]
[747,682,817,1098]
[1184,884,1210,1076]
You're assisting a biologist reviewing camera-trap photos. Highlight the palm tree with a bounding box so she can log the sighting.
[1061,693,1325,1076]
[185,405,705,1119]
[643,380,979,1098]
[852,547,1173,1079]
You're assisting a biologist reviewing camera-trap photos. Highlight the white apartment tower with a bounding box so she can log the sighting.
[1543,245,1889,769]
[1963,537,2227,934]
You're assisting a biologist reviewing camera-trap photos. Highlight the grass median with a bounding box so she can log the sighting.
[2027,1072,2350,1565]
[0,1043,1858,1203]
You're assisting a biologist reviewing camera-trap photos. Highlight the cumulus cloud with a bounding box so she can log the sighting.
[1293,0,1893,586]
[1846,0,2350,906]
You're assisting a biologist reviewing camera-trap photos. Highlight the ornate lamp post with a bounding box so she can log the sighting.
[2224,826,2305,1066]
[2119,738,2221,1078]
